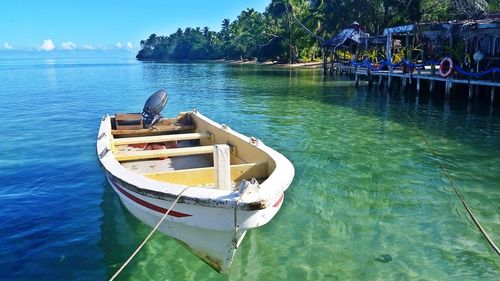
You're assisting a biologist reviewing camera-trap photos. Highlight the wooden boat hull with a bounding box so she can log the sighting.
[97,111,294,272]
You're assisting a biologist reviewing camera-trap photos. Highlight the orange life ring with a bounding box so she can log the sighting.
[439,57,453,78]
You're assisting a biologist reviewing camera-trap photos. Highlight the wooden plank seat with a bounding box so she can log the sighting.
[115,145,215,162]
[112,125,195,138]
[143,162,268,186]
[113,132,211,146]
[115,113,143,130]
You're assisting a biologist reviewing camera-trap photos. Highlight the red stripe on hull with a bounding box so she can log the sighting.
[110,178,192,217]
[273,194,284,207]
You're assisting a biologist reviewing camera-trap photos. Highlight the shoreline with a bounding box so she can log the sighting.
[137,58,324,69]
[224,59,323,68]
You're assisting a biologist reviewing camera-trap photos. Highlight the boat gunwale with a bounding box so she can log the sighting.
[97,111,294,211]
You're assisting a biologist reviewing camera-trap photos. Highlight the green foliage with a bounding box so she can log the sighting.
[489,0,500,11]
[136,0,494,62]
[361,48,385,63]
[441,42,467,64]
[391,45,422,63]
[335,49,352,61]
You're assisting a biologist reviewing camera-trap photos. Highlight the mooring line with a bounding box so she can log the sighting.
[109,187,190,281]
[406,112,499,256]
[233,179,253,247]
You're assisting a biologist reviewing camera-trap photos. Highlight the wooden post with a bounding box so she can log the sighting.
[491,87,496,116]
[493,72,498,105]
[330,47,334,75]
[323,47,327,75]
[468,81,474,100]
[214,144,231,190]
[378,74,383,88]
[355,70,359,86]
[386,32,393,89]
[430,64,436,94]
[367,68,373,87]
[386,32,392,71]
[445,78,452,99]
[416,68,421,93]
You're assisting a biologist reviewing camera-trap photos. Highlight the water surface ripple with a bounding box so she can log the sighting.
[0,57,499,280]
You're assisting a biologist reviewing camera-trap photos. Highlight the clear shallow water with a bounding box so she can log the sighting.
[0,56,499,280]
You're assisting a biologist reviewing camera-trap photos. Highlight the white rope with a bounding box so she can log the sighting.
[109,187,190,281]
[232,179,255,247]
[406,112,499,256]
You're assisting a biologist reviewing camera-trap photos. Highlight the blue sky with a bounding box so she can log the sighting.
[0,0,269,52]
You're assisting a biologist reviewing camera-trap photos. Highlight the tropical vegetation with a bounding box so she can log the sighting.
[136,0,500,63]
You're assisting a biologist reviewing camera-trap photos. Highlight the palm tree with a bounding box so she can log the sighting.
[221,19,231,42]
[221,19,230,32]
[240,8,257,20]
[145,33,158,49]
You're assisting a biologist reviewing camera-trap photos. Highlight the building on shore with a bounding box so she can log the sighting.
[324,16,500,105]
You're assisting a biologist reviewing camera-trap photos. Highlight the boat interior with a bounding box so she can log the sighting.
[109,113,274,189]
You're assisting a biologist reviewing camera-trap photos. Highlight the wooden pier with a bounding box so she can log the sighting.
[331,64,499,105]
[316,19,500,107]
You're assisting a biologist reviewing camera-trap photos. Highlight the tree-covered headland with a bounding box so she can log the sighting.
[136,0,500,63]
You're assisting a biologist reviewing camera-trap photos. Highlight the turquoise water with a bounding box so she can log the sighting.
[1,55,499,280]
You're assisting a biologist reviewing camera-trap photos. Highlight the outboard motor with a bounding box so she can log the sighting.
[142,89,168,128]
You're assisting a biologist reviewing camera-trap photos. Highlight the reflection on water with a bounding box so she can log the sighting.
[45,62,58,90]
[0,58,499,280]
[99,181,138,277]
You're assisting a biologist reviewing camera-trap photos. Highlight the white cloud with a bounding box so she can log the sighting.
[116,42,123,48]
[61,41,77,50]
[82,44,95,50]
[126,42,133,49]
[40,39,55,51]
[3,42,13,50]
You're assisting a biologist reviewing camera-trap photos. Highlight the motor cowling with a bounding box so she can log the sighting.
[142,89,168,128]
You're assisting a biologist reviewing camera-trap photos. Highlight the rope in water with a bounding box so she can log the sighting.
[109,187,190,281]
[233,180,253,247]
[406,112,500,256]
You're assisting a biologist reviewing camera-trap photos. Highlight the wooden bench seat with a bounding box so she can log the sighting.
[112,125,195,138]
[113,132,211,146]
[143,162,268,186]
[115,145,214,161]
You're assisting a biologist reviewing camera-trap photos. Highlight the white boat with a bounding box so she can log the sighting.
[96,91,294,272]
